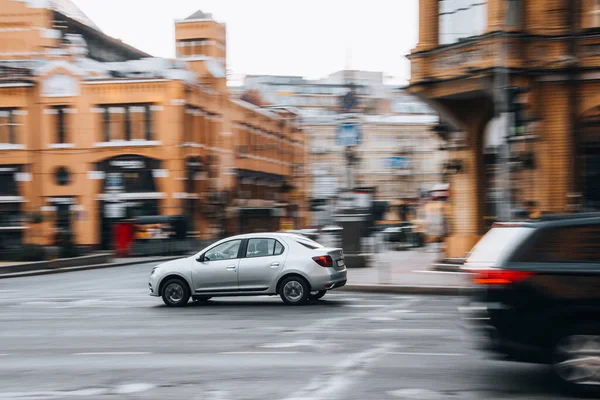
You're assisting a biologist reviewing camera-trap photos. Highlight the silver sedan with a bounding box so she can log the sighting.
[149,233,347,306]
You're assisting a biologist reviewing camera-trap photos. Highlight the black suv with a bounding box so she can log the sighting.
[461,214,600,395]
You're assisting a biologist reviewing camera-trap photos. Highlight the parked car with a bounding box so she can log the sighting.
[149,232,347,307]
[461,213,600,395]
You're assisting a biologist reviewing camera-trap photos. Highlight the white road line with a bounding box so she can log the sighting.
[0,354,8,356]
[412,269,466,274]
[346,304,387,308]
[389,352,464,357]
[72,352,151,356]
[219,351,302,355]
[281,343,394,400]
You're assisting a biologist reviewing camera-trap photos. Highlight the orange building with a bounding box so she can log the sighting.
[409,0,600,258]
[0,1,308,251]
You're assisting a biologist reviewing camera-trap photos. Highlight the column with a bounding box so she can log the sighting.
[417,0,439,51]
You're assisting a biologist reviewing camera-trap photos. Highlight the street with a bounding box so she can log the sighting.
[0,262,572,400]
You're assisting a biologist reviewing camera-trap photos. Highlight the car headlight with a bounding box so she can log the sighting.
[151,267,160,276]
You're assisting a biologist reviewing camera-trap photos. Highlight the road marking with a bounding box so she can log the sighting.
[412,269,466,275]
[114,383,156,394]
[389,352,464,357]
[280,343,394,400]
[346,304,387,308]
[261,340,314,349]
[368,316,395,321]
[0,354,8,356]
[219,351,302,355]
[72,351,151,356]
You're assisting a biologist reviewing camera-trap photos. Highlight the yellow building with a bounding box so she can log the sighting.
[408,0,600,258]
[0,1,308,251]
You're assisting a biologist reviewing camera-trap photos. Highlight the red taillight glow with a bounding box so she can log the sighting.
[469,269,535,285]
[312,255,334,268]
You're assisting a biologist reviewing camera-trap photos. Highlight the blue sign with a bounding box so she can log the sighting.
[386,156,411,169]
[336,124,362,147]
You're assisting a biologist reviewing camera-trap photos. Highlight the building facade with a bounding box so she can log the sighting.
[242,72,443,226]
[409,0,600,258]
[0,0,307,251]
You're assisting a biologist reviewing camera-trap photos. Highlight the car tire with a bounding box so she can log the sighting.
[279,276,310,305]
[161,278,190,307]
[192,296,212,302]
[309,290,327,300]
[551,322,600,396]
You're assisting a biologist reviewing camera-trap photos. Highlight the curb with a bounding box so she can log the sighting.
[339,284,472,296]
[431,263,463,272]
[0,256,185,280]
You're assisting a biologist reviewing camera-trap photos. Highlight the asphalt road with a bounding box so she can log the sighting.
[0,262,576,400]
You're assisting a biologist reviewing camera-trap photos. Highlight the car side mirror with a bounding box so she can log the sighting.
[196,254,205,263]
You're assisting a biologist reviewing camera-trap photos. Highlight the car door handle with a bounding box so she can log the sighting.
[270,262,280,267]
[226,265,237,271]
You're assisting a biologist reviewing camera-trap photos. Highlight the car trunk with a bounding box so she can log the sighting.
[321,248,345,270]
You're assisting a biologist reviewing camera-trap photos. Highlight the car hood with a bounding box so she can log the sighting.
[155,257,189,272]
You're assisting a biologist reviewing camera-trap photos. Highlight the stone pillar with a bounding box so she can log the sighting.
[417,0,439,51]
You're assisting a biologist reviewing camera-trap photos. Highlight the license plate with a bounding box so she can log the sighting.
[337,260,345,267]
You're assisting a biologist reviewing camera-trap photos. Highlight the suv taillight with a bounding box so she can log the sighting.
[470,269,535,285]
[312,255,333,268]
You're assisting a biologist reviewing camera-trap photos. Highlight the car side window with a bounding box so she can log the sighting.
[246,238,284,258]
[203,240,242,261]
[515,225,600,263]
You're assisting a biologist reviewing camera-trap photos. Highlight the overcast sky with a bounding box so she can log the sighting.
[72,0,418,85]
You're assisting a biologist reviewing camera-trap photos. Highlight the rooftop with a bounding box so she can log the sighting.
[52,0,100,31]
[185,9,212,20]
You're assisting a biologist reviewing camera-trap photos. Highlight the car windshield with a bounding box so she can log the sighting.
[466,227,534,265]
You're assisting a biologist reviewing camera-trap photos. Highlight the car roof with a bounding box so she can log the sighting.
[495,213,600,229]
[224,232,306,240]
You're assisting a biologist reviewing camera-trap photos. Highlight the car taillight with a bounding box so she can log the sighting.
[312,255,333,268]
[470,269,535,285]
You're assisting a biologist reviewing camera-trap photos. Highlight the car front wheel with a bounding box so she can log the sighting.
[161,278,190,307]
[552,323,600,396]
[279,276,309,305]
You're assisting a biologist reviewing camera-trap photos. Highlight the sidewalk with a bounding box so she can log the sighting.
[0,249,471,295]
[342,247,470,295]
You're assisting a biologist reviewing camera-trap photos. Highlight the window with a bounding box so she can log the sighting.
[246,238,285,258]
[515,225,600,264]
[506,0,522,28]
[593,0,600,27]
[52,106,69,144]
[54,167,71,186]
[100,104,153,142]
[0,109,20,144]
[467,227,533,265]
[439,0,488,45]
[204,240,242,261]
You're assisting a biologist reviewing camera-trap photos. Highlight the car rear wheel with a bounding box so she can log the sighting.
[310,290,327,300]
[279,276,309,305]
[552,323,600,396]
[161,278,190,307]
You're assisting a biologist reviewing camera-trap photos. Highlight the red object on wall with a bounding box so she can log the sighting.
[113,222,135,257]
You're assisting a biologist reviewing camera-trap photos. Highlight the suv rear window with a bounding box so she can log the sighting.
[515,225,600,263]
[467,227,533,265]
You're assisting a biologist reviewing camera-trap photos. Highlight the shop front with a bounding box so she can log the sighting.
[0,165,27,256]
[96,155,164,250]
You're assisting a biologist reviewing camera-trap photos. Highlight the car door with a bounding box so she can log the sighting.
[191,239,243,293]
[237,237,286,291]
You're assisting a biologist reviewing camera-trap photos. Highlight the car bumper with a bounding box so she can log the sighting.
[460,304,545,363]
[309,268,347,291]
[148,274,160,297]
